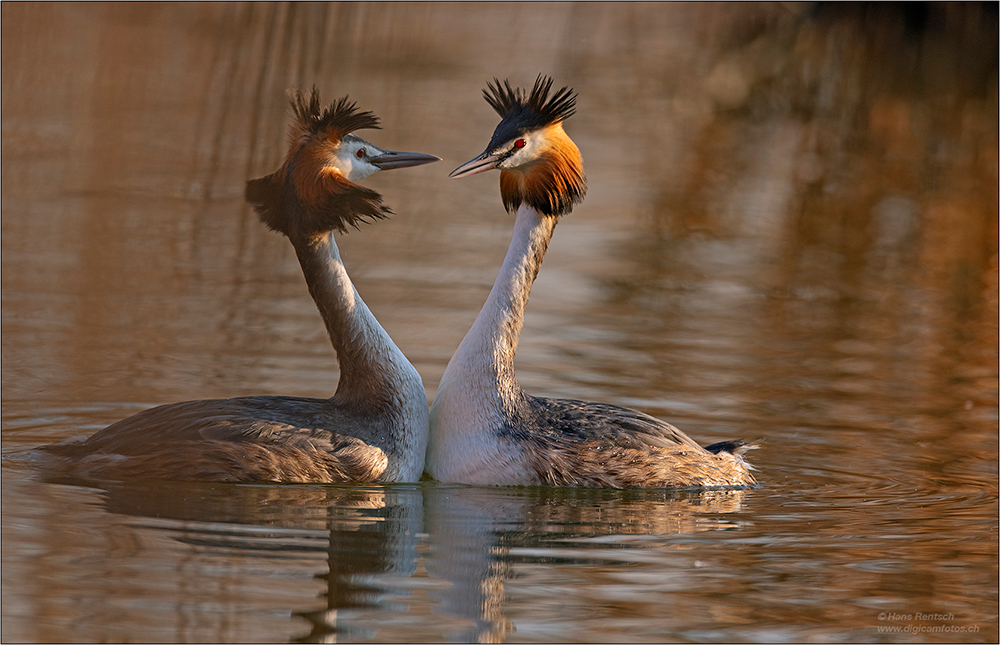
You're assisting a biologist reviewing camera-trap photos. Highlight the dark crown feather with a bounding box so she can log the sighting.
[245,88,391,240]
[289,86,381,140]
[483,75,577,150]
[480,76,586,218]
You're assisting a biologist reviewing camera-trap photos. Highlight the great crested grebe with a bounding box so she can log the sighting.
[426,76,756,488]
[38,88,439,484]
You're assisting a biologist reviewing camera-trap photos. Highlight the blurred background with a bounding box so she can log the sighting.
[2,3,997,643]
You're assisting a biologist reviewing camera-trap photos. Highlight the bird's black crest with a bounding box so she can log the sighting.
[289,86,381,139]
[483,75,578,151]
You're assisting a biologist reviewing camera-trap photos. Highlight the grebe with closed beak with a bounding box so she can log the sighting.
[427,76,756,488]
[39,88,439,483]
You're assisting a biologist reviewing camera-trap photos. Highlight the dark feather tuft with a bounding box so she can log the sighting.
[483,75,577,125]
[482,75,578,151]
[245,87,392,240]
[478,76,585,217]
[289,86,381,141]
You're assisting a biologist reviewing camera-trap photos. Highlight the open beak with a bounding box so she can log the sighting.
[449,150,503,179]
[370,149,441,171]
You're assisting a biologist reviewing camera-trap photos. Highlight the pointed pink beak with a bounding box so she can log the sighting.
[449,151,504,178]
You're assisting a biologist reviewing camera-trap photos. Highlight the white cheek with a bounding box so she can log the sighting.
[502,144,543,170]
[508,138,545,168]
[345,158,378,182]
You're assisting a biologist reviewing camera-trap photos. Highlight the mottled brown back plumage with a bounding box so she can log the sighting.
[529,441,756,489]
[45,438,387,484]
[36,396,394,483]
[509,395,756,488]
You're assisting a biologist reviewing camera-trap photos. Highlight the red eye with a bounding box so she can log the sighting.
[356,148,365,159]
[514,139,526,149]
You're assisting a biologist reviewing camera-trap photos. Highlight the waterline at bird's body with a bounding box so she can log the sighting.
[36,88,439,484]
[427,76,755,488]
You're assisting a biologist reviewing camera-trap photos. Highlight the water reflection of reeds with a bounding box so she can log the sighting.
[3,3,997,643]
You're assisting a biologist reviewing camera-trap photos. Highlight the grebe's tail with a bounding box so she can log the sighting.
[704,439,758,457]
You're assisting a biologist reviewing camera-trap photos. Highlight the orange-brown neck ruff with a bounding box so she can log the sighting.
[245,88,390,242]
[499,124,585,218]
[245,144,390,242]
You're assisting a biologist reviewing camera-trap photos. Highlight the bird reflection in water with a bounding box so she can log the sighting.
[82,481,748,643]
[423,486,751,643]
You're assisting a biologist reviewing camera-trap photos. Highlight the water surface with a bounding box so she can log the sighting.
[3,3,997,642]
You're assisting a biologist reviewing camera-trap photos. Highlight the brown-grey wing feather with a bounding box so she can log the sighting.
[77,397,344,455]
[520,396,706,452]
[43,396,390,483]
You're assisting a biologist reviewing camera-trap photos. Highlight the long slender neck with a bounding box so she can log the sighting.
[444,204,556,408]
[290,232,409,406]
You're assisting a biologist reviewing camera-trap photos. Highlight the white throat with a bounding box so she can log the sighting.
[427,204,555,482]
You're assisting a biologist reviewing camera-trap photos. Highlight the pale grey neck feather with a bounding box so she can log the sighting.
[293,233,402,401]
[292,232,428,477]
[444,205,552,407]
